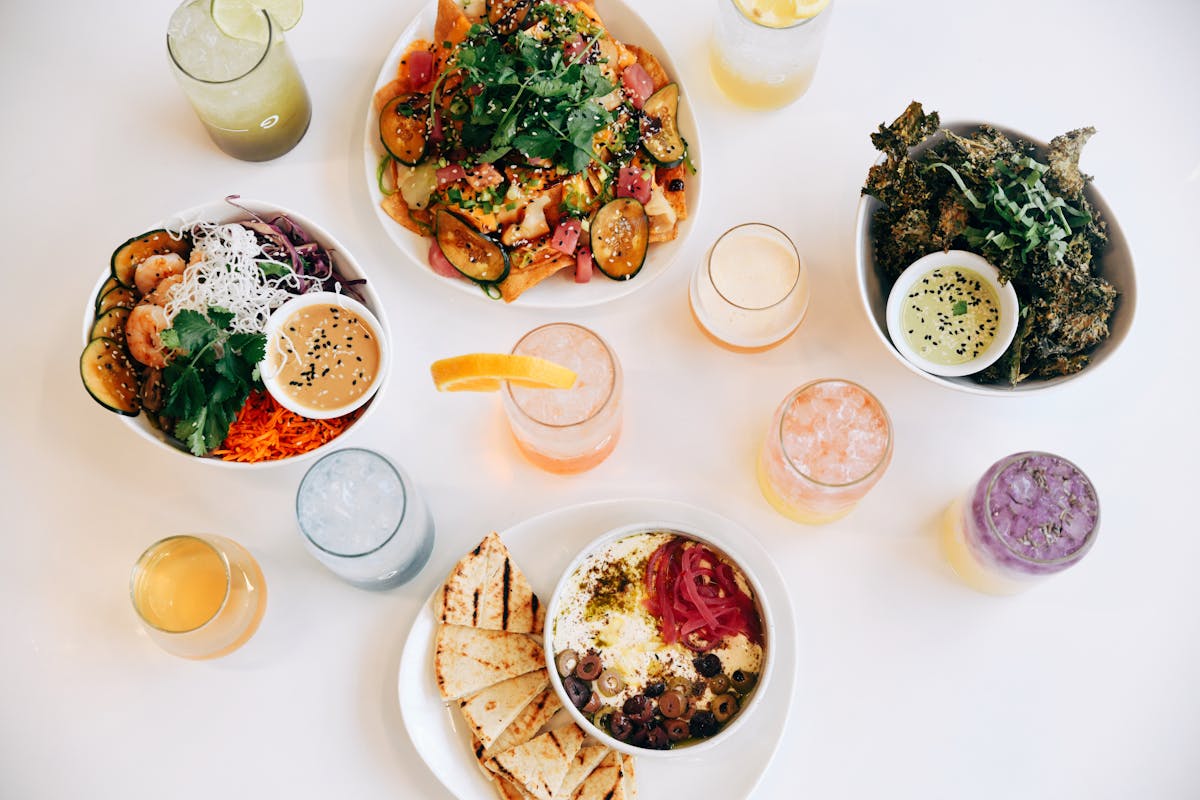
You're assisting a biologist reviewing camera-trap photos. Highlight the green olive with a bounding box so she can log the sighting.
[555,650,579,678]
[711,693,738,723]
[729,669,758,693]
[708,674,731,694]
[657,690,687,719]
[597,669,625,697]
[667,679,691,697]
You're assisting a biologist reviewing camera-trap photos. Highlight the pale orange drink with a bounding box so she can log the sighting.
[502,323,622,474]
[758,379,892,523]
[130,534,267,659]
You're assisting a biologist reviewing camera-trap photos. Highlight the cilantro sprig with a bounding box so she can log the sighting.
[160,308,266,457]
[440,8,617,174]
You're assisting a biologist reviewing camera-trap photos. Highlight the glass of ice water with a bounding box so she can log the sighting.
[295,449,434,589]
[166,0,311,160]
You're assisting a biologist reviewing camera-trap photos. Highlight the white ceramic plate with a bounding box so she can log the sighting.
[397,498,797,799]
[362,0,703,308]
[81,197,390,469]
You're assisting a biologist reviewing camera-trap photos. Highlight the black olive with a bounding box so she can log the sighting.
[668,178,685,192]
[643,680,666,699]
[665,718,690,742]
[628,723,649,747]
[644,723,670,750]
[609,711,634,740]
[575,651,603,681]
[689,710,720,739]
[562,676,591,710]
[623,694,655,723]
[694,653,722,678]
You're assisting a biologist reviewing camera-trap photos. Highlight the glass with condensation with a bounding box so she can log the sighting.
[167,0,311,160]
[710,0,834,109]
[758,379,893,524]
[689,223,810,352]
[941,452,1100,594]
[130,534,267,659]
[502,323,623,474]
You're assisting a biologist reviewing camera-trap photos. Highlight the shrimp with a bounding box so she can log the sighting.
[125,304,170,368]
[144,273,183,307]
[134,253,186,296]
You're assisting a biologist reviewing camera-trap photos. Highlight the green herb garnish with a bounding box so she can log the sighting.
[160,308,266,456]
[952,300,968,315]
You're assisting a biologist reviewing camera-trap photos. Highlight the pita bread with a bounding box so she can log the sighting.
[435,532,545,634]
[495,778,534,800]
[460,669,549,751]
[434,624,544,700]
[569,750,624,800]
[477,689,563,763]
[487,724,585,800]
[620,754,636,800]
[551,745,610,800]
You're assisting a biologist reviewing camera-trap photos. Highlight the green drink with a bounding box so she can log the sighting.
[167,0,311,161]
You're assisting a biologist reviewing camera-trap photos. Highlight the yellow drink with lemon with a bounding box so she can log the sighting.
[711,0,833,109]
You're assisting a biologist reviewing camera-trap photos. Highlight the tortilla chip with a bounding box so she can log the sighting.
[551,745,610,800]
[626,44,670,91]
[381,192,432,236]
[499,242,574,303]
[569,750,624,800]
[460,669,549,751]
[434,624,544,701]
[655,164,688,222]
[478,689,563,763]
[435,531,544,634]
[487,725,585,800]
[434,0,472,54]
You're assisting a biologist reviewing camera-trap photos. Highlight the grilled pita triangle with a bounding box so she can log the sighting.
[551,745,610,800]
[487,724,584,800]
[435,532,544,634]
[494,778,534,800]
[434,624,544,701]
[569,750,624,800]
[476,689,563,764]
[460,669,549,751]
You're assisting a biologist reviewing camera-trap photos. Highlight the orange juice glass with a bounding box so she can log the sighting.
[130,534,267,659]
[502,323,622,474]
[758,379,892,523]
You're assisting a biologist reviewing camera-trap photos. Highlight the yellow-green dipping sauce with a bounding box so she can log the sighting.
[901,267,1000,366]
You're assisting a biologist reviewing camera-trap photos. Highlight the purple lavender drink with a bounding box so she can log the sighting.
[942,452,1100,593]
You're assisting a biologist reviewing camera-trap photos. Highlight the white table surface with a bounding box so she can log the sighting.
[3,0,1198,797]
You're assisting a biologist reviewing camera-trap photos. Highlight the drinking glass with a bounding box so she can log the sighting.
[296,448,435,590]
[167,0,311,161]
[710,0,833,109]
[689,223,810,352]
[130,534,267,659]
[941,452,1100,594]
[502,323,623,474]
[758,379,893,524]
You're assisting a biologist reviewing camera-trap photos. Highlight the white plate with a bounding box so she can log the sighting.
[362,0,703,308]
[397,498,796,800]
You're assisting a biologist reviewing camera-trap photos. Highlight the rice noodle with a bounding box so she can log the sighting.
[163,221,314,334]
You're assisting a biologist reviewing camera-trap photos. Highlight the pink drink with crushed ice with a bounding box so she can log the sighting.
[758,379,893,524]
[502,323,622,474]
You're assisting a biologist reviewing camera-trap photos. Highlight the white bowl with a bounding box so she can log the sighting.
[543,521,774,758]
[885,250,1019,378]
[80,198,389,468]
[855,120,1137,395]
[260,291,389,420]
[362,0,703,308]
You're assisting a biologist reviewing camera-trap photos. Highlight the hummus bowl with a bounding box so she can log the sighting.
[544,521,774,758]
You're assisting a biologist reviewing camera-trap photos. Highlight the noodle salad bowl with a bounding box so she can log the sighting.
[79,197,389,469]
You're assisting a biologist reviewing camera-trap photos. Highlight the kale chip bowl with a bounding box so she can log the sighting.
[855,106,1136,395]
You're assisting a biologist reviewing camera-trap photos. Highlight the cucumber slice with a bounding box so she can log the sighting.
[111,229,189,289]
[641,83,685,168]
[379,95,429,166]
[96,285,138,315]
[590,198,648,280]
[435,208,510,285]
[94,277,120,309]
[80,337,141,416]
[90,306,132,344]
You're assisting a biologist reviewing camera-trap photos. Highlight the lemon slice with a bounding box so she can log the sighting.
[735,0,829,26]
[211,0,303,43]
[431,354,577,393]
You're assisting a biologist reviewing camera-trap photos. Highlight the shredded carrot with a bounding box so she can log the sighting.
[213,391,361,463]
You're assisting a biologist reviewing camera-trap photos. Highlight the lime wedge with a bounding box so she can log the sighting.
[211,0,303,43]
